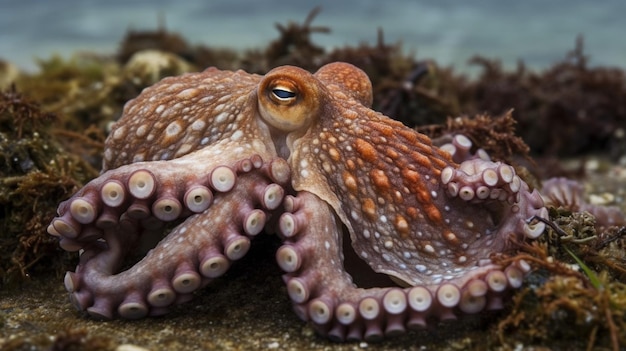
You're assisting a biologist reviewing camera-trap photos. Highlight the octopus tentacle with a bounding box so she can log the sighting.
[541,177,625,228]
[49,143,274,244]
[276,191,532,341]
[64,168,287,320]
[438,134,490,163]
[441,157,548,239]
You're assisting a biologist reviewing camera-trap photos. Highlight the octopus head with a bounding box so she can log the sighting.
[257,66,323,132]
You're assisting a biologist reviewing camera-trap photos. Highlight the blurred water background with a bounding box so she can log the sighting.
[0,0,624,73]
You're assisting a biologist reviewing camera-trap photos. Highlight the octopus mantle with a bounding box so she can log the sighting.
[49,62,547,341]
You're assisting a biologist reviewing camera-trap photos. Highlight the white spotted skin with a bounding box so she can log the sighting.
[104,68,265,171]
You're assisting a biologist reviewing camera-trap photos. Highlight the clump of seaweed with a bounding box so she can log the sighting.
[543,207,626,286]
[418,110,531,164]
[495,238,626,351]
[13,55,117,170]
[0,87,96,286]
[263,6,329,70]
[16,55,121,131]
[491,201,626,351]
[459,37,626,159]
[117,18,240,71]
[324,31,451,126]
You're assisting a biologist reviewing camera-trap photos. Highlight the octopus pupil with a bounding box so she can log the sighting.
[272,89,296,99]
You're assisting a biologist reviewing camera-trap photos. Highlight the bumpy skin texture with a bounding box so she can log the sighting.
[49,62,548,341]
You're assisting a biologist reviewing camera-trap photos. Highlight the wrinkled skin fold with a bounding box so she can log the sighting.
[49,62,548,341]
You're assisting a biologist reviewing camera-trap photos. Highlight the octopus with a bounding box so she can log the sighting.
[48,62,548,341]
[541,177,625,229]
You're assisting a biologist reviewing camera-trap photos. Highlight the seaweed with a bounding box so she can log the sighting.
[263,6,329,70]
[487,203,626,351]
[495,238,626,351]
[325,31,454,127]
[459,37,626,159]
[117,16,194,65]
[117,18,240,71]
[418,110,531,164]
[0,87,96,286]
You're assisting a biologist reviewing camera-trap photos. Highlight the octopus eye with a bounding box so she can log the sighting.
[258,67,319,132]
[270,86,297,103]
[272,88,296,99]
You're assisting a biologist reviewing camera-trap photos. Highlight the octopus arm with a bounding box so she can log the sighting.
[59,161,289,319]
[49,140,280,252]
[276,190,534,341]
